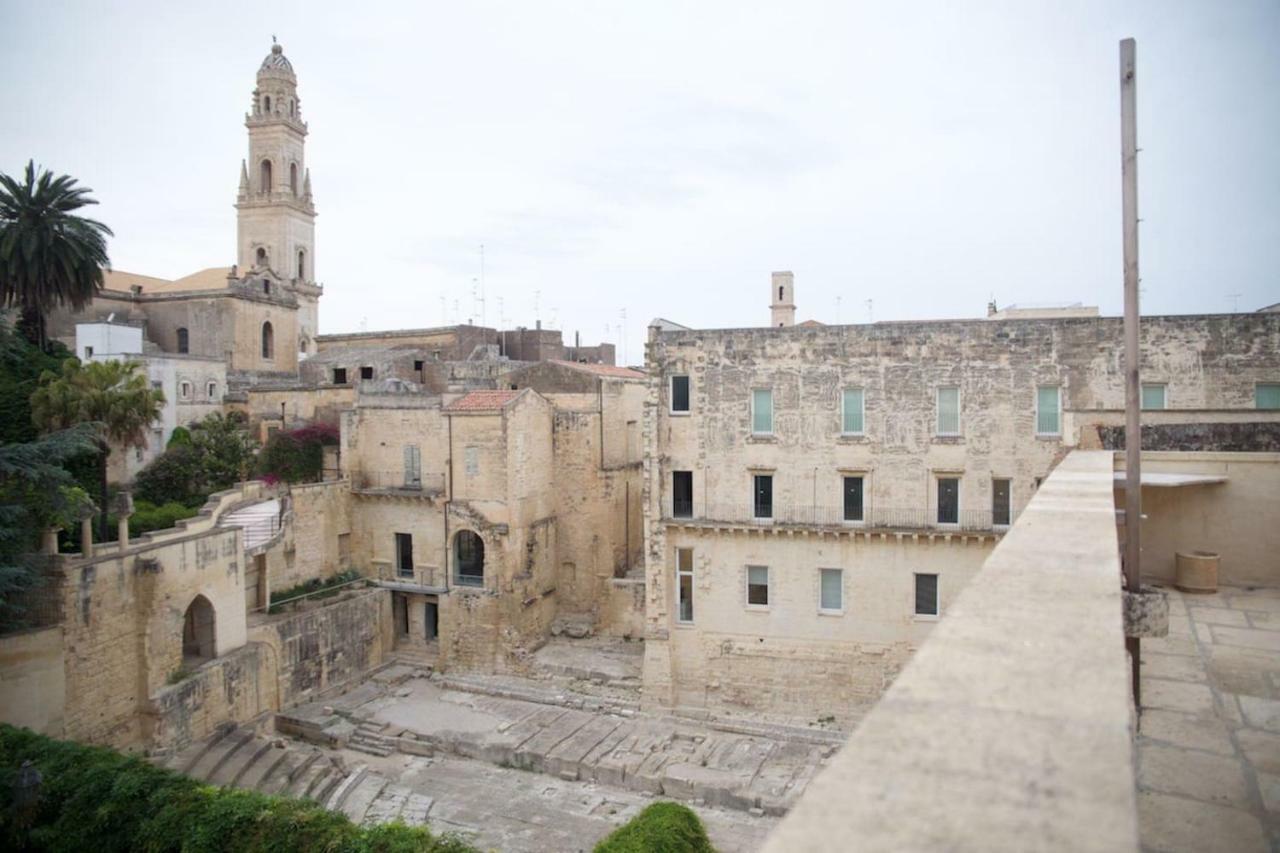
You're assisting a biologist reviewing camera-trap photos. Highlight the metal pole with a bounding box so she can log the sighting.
[1121,37,1143,707]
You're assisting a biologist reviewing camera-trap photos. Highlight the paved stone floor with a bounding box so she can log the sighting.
[1137,584,1280,853]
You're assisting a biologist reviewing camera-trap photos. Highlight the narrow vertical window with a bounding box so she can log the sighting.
[290,162,299,195]
[914,573,939,617]
[1141,384,1166,410]
[260,159,273,192]
[672,471,693,518]
[261,321,274,359]
[395,533,414,578]
[403,445,421,489]
[1036,385,1061,435]
[843,475,864,522]
[1258,384,1280,410]
[676,548,694,623]
[206,381,217,399]
[753,474,773,519]
[747,565,770,607]
[297,249,305,279]
[936,387,960,435]
[176,327,189,354]
[992,478,1011,527]
[752,389,773,435]
[842,388,864,434]
[937,477,959,525]
[670,375,690,413]
[819,568,843,613]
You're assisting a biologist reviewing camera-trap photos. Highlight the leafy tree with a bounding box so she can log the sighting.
[0,160,113,350]
[135,412,257,507]
[257,422,337,484]
[0,424,97,630]
[0,322,71,444]
[166,425,192,447]
[30,359,164,540]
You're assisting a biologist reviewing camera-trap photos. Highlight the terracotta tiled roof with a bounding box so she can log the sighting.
[444,389,524,412]
[101,266,234,294]
[547,360,645,379]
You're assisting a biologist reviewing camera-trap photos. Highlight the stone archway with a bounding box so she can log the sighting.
[182,594,216,663]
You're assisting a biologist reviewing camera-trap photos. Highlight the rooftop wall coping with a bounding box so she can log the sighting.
[1119,450,1280,464]
[763,449,1138,853]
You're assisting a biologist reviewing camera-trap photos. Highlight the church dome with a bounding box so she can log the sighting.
[258,42,295,80]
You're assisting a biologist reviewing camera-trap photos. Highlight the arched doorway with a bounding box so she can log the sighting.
[454,530,485,587]
[182,595,216,663]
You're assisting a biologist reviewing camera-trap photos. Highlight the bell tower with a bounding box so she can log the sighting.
[235,39,321,354]
[770,271,795,327]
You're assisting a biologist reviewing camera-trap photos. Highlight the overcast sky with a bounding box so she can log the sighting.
[3,1,1277,362]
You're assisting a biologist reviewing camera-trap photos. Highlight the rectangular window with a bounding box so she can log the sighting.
[1258,383,1280,410]
[752,389,773,435]
[841,388,865,434]
[413,359,424,371]
[395,532,414,578]
[360,366,374,380]
[915,573,939,617]
[672,471,693,518]
[843,476,864,522]
[936,387,960,435]
[1141,384,1166,410]
[937,477,959,525]
[1036,385,1061,435]
[992,478,1011,527]
[819,568,843,613]
[753,474,773,519]
[403,445,421,489]
[671,375,690,413]
[747,565,769,607]
[676,548,694,623]
[333,368,347,384]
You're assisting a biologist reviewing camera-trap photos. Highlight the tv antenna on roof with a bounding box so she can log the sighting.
[865,299,874,323]
[1227,293,1242,313]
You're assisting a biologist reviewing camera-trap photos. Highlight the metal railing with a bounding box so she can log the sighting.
[664,501,1012,532]
[350,470,446,494]
[374,561,443,589]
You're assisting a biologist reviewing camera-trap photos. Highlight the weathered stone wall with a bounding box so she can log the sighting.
[147,643,269,750]
[1097,421,1280,453]
[600,578,645,639]
[287,480,353,586]
[0,627,65,736]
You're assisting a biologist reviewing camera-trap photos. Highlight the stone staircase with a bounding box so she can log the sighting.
[349,721,394,757]
[158,724,433,826]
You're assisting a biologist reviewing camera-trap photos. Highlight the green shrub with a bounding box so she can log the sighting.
[268,568,362,614]
[129,500,200,536]
[594,802,716,853]
[257,423,338,484]
[0,724,475,852]
[166,426,192,447]
[135,412,257,508]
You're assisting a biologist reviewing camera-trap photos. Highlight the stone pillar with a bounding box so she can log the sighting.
[41,528,60,555]
[112,491,135,549]
[80,516,94,559]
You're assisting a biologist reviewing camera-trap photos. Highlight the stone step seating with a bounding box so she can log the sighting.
[349,721,395,757]
[157,724,433,827]
[389,645,438,671]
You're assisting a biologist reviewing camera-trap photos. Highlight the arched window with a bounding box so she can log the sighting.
[289,99,295,116]
[255,247,268,267]
[207,381,217,398]
[179,381,192,400]
[259,159,272,192]
[263,95,271,114]
[454,530,485,587]
[779,285,784,301]
[297,249,305,279]
[261,321,274,359]
[182,595,216,663]
[289,162,298,195]
[176,327,189,354]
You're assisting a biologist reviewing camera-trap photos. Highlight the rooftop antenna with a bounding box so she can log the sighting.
[497,295,506,327]
[619,308,627,365]
[534,290,541,325]
[1227,293,1242,313]
[835,295,842,325]
[479,244,486,327]
[865,299,874,323]
[440,294,447,326]
[360,315,368,332]
[550,307,559,329]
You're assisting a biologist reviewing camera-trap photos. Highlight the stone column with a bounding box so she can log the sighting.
[80,516,94,559]
[113,491,135,549]
[41,528,60,555]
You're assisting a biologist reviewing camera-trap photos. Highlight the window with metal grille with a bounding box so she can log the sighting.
[915,573,939,616]
[676,548,694,623]
[753,474,773,519]
[842,388,864,434]
[820,568,843,612]
[1036,385,1061,435]
[333,368,347,384]
[843,476,864,522]
[992,478,1011,527]
[672,471,693,518]
[671,375,690,413]
[747,565,769,607]
[937,387,960,435]
[360,366,374,380]
[395,533,414,578]
[937,477,959,525]
[752,389,773,435]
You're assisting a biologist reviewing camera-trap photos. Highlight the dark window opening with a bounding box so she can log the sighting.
[261,321,274,359]
[360,366,374,380]
[843,476,864,522]
[747,565,769,606]
[672,471,693,518]
[290,162,299,195]
[260,159,272,191]
[455,530,485,587]
[182,595,216,662]
[671,375,690,412]
[915,573,939,616]
[263,95,271,113]
[937,477,959,525]
[263,279,271,294]
[425,602,438,640]
[176,327,189,354]
[256,247,267,267]
[778,285,784,301]
[993,478,1011,527]
[414,360,424,371]
[297,250,305,279]
[753,474,773,519]
[395,532,414,578]
[333,368,347,385]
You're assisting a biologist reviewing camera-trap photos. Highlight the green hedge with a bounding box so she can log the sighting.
[0,725,476,852]
[268,568,363,614]
[594,802,716,853]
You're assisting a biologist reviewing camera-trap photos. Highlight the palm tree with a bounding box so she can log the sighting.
[31,359,164,541]
[0,160,113,350]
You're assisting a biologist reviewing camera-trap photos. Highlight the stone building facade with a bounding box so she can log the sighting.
[640,281,1280,718]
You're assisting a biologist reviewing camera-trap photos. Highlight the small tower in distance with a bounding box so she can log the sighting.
[770,271,796,327]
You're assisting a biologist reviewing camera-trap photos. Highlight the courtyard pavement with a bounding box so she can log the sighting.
[1137,585,1280,853]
